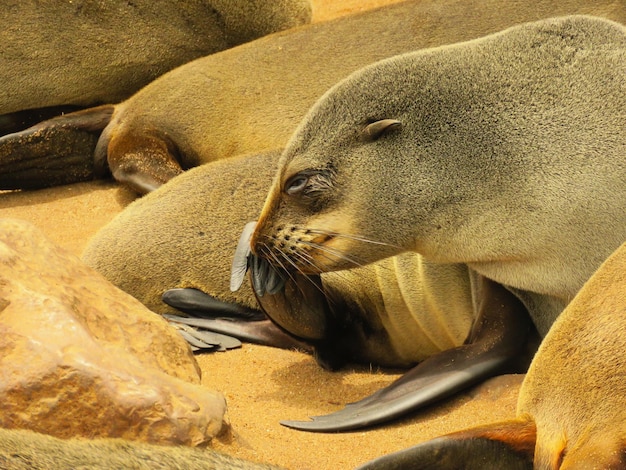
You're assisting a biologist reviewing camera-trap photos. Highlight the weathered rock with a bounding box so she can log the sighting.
[0,218,227,446]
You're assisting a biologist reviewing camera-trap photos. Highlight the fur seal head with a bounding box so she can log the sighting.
[252,16,626,326]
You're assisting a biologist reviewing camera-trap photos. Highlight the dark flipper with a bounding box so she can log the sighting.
[0,105,113,189]
[356,419,536,470]
[163,287,264,320]
[162,288,313,352]
[168,320,242,352]
[0,105,85,135]
[281,276,534,432]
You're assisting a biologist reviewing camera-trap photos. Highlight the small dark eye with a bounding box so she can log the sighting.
[285,175,308,195]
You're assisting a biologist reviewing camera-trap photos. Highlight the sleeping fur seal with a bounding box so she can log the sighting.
[83,150,533,430]
[358,241,626,469]
[0,0,311,117]
[251,15,626,339]
[2,0,624,192]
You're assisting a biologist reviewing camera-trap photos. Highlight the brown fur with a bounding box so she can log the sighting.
[0,0,311,116]
[252,15,626,337]
[83,151,477,368]
[0,427,282,469]
[359,242,626,469]
[517,242,626,468]
[2,0,623,193]
[6,0,620,193]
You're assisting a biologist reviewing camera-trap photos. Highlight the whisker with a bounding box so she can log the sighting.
[262,242,300,288]
[260,241,316,300]
[262,235,332,302]
[289,249,320,272]
[263,237,319,285]
[278,249,329,300]
[299,239,366,269]
[306,229,402,250]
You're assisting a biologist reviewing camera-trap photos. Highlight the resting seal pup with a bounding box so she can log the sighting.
[358,241,626,469]
[1,0,623,192]
[0,0,311,117]
[251,15,626,340]
[83,150,533,431]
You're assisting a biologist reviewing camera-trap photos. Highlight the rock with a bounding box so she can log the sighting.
[0,218,227,446]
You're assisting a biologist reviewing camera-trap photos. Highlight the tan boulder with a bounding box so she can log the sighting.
[0,218,226,446]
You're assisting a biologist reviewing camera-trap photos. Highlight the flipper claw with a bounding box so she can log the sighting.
[167,320,242,352]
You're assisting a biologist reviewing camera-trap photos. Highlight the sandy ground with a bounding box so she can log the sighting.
[0,1,525,468]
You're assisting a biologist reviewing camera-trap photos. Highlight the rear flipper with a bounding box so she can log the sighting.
[0,105,85,135]
[356,419,536,470]
[280,276,535,432]
[162,288,314,353]
[0,105,114,189]
[167,320,243,352]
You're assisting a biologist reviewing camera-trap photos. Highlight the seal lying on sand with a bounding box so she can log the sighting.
[251,15,626,338]
[1,0,623,192]
[0,0,311,117]
[358,242,626,469]
[83,150,534,431]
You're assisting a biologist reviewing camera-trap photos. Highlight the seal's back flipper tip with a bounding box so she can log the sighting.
[162,288,313,352]
[0,105,114,190]
[0,125,98,189]
[356,419,536,470]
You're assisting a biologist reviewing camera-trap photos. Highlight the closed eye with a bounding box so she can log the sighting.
[285,175,308,195]
[283,168,335,200]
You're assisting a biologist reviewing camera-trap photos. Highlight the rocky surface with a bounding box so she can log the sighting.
[0,218,227,446]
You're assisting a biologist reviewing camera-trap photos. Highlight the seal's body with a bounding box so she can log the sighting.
[359,242,626,469]
[83,152,476,368]
[83,151,532,431]
[252,15,626,337]
[0,0,311,116]
[2,0,624,192]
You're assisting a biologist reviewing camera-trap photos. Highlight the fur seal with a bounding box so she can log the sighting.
[82,150,533,430]
[0,427,282,469]
[0,0,311,117]
[1,0,624,192]
[357,241,626,469]
[251,15,626,340]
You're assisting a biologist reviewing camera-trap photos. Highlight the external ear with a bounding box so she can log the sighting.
[362,119,402,141]
[356,419,536,470]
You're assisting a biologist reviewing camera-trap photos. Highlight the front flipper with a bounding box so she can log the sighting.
[281,276,534,432]
[356,419,536,470]
[167,320,242,352]
[162,287,313,352]
[103,130,184,194]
